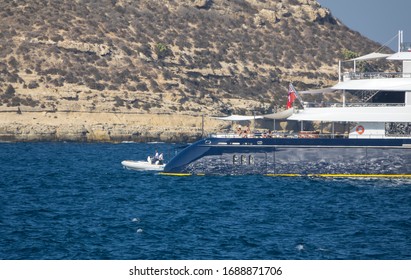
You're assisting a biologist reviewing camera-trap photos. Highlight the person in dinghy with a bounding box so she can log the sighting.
[147,150,164,165]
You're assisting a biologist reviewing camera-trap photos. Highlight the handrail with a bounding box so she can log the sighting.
[209,132,348,139]
[302,102,405,108]
[209,132,411,140]
[343,72,411,80]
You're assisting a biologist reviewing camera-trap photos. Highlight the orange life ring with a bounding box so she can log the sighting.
[356,125,365,135]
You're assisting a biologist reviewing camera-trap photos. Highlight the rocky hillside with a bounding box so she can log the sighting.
[0,0,393,141]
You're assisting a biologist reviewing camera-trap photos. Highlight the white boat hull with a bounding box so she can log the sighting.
[121,160,165,171]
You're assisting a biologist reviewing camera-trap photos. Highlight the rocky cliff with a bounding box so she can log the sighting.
[0,0,391,142]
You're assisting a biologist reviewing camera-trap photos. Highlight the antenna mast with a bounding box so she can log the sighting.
[398,30,403,52]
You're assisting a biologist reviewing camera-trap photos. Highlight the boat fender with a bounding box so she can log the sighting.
[356,125,365,135]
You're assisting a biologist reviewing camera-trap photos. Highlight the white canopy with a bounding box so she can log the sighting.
[214,115,264,121]
[348,52,391,61]
[263,108,294,119]
[215,109,294,121]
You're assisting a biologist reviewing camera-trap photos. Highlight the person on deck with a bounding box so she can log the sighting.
[236,125,242,136]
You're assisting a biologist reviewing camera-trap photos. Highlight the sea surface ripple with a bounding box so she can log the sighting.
[1,142,411,260]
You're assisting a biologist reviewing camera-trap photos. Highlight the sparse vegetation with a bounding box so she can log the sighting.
[155,43,171,60]
[342,48,359,60]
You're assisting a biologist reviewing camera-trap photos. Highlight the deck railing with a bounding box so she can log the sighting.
[209,132,411,140]
[301,102,405,108]
[209,132,348,139]
[343,72,411,80]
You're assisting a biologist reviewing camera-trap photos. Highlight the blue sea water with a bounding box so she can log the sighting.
[1,142,411,260]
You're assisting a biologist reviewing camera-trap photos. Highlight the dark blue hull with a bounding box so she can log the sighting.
[163,137,411,176]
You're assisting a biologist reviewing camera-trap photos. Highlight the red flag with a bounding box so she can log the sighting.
[287,83,297,109]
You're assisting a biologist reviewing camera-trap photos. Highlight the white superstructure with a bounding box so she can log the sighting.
[287,31,411,139]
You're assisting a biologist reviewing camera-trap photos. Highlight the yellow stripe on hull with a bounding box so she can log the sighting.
[265,174,411,178]
[160,172,411,178]
[265,174,302,177]
[158,172,192,176]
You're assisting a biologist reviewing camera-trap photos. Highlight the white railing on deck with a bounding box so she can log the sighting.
[209,132,345,139]
[343,72,411,80]
[209,132,411,140]
[302,102,405,108]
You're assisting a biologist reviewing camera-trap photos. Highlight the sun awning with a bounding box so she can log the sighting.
[263,108,294,119]
[214,115,264,121]
[347,52,391,61]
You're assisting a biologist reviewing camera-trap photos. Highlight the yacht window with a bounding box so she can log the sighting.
[241,155,247,165]
[249,155,254,165]
[233,155,239,165]
[386,122,411,136]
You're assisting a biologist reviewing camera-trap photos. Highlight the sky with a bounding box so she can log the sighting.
[316,0,411,51]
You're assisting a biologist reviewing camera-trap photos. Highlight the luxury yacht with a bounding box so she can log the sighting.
[162,31,411,177]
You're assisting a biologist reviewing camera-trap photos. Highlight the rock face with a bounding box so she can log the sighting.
[0,111,225,142]
[255,0,333,25]
[29,38,112,56]
[56,41,112,56]
[193,0,210,9]
[0,0,388,142]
